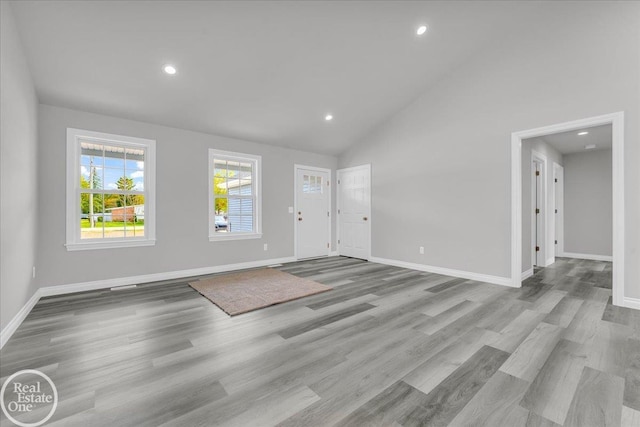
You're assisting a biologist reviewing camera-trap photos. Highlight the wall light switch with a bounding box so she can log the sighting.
[288,207,294,214]
[419,247,424,255]
[264,243,268,251]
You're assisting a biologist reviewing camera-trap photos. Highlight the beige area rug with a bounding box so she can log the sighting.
[189,268,332,315]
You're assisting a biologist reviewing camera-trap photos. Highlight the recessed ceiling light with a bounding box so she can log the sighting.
[325,114,333,121]
[585,144,597,150]
[577,131,589,136]
[163,64,177,75]
[417,25,428,36]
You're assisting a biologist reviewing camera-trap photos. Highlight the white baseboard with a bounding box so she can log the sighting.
[560,252,613,262]
[329,251,339,257]
[369,256,515,288]
[39,256,297,297]
[522,269,534,280]
[623,297,640,310]
[545,257,555,267]
[1,256,296,349]
[5,252,632,349]
[0,288,42,349]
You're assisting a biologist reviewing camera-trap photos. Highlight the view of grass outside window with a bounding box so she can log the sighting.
[212,158,254,234]
[80,141,146,239]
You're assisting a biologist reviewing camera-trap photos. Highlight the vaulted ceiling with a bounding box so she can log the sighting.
[11,1,544,155]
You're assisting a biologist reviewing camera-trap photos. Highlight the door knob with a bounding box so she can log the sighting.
[363,217,368,221]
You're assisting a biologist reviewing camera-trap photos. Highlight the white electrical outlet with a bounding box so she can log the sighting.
[32,266,36,278]
[419,246,424,255]
[264,243,268,251]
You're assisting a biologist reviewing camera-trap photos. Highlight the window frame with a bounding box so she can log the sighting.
[208,148,262,241]
[65,128,156,251]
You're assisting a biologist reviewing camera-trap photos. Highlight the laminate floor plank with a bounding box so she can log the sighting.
[500,321,563,382]
[531,290,567,314]
[425,278,470,294]
[403,327,499,395]
[333,381,428,427]
[277,302,375,339]
[518,283,553,303]
[94,376,228,427]
[563,299,607,344]
[447,371,530,427]
[602,296,640,336]
[282,333,439,426]
[621,405,640,426]
[0,256,634,427]
[413,299,482,336]
[366,275,465,314]
[586,319,632,378]
[520,339,588,425]
[397,345,510,427]
[474,297,532,333]
[308,328,434,397]
[372,274,442,296]
[525,412,563,427]
[220,384,321,427]
[564,367,624,427]
[219,345,347,395]
[624,338,640,411]
[305,272,434,310]
[162,383,319,427]
[490,309,547,353]
[12,391,96,427]
[543,296,584,328]
[455,281,510,304]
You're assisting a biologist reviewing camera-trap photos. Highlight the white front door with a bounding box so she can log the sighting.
[337,165,371,260]
[296,167,330,259]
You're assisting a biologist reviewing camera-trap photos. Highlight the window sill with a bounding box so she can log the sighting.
[65,239,156,251]
[209,233,263,242]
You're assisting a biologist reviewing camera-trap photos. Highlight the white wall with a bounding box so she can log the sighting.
[563,149,612,257]
[521,138,564,273]
[37,105,337,288]
[339,2,640,298]
[0,2,40,331]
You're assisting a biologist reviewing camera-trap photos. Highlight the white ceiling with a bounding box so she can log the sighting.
[537,124,612,155]
[10,1,544,155]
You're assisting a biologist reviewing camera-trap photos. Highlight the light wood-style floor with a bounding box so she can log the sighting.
[1,257,639,426]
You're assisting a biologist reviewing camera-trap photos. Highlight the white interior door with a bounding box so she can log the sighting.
[296,167,330,259]
[337,165,371,260]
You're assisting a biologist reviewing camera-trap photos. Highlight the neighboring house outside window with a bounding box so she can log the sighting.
[66,128,156,251]
[208,148,262,241]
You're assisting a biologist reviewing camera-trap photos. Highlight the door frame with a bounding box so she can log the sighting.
[293,164,332,260]
[511,112,625,307]
[337,164,372,260]
[530,151,548,268]
[552,162,564,258]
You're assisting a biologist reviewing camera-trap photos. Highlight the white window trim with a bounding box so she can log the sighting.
[65,128,156,251]
[208,148,262,241]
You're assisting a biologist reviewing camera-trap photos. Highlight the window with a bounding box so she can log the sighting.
[303,174,323,194]
[66,128,156,250]
[209,149,262,241]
